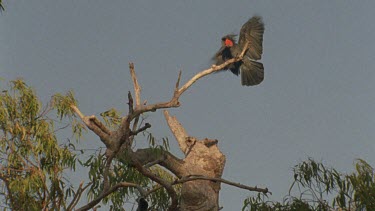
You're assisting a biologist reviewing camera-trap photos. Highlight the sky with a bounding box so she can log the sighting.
[1,0,375,210]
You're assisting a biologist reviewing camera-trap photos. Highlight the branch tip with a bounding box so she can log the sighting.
[129,62,134,69]
[175,70,182,90]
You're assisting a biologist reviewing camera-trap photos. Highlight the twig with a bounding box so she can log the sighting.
[0,175,16,209]
[103,155,115,191]
[174,71,182,95]
[145,184,163,196]
[177,41,249,95]
[130,123,151,136]
[130,156,179,211]
[175,174,270,194]
[67,182,92,211]
[75,182,143,211]
[66,182,82,210]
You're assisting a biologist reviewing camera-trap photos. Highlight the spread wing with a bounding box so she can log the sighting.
[238,16,265,60]
[212,46,226,66]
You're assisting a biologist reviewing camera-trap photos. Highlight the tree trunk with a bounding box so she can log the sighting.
[126,112,226,210]
[162,111,226,210]
[178,137,226,211]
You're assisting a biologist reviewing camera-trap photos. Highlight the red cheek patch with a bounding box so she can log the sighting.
[225,39,234,47]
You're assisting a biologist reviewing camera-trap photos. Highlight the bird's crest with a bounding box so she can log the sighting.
[221,34,237,43]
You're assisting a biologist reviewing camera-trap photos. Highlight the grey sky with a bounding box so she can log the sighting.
[1,1,375,210]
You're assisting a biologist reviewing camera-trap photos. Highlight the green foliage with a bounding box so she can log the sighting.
[100,108,122,129]
[242,193,318,211]
[148,166,181,211]
[344,159,375,210]
[80,131,175,210]
[0,79,78,210]
[71,118,87,141]
[242,158,375,211]
[0,0,4,11]
[52,91,87,141]
[0,79,177,210]
[52,91,77,120]
[147,132,170,152]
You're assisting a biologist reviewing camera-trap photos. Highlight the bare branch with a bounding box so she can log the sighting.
[129,63,142,146]
[72,42,250,149]
[130,156,179,211]
[103,154,115,191]
[66,182,83,211]
[130,123,151,136]
[174,70,182,94]
[75,182,142,211]
[72,43,251,210]
[129,62,141,107]
[126,148,185,178]
[128,91,134,114]
[175,174,270,194]
[177,41,249,95]
[122,42,250,123]
[0,174,16,209]
[90,116,111,135]
[145,184,163,196]
[71,105,111,146]
[163,110,188,154]
[70,105,85,119]
[67,182,92,211]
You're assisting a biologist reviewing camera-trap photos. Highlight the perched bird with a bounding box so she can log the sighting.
[213,16,265,86]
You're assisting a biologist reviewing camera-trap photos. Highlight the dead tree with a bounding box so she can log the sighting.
[72,43,269,211]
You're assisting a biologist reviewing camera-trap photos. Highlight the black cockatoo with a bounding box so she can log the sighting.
[213,16,265,86]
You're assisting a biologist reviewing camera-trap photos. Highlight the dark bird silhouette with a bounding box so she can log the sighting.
[213,16,265,86]
[136,198,148,211]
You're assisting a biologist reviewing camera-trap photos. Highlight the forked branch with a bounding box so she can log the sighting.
[70,105,111,147]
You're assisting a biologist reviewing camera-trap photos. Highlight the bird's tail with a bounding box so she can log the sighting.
[229,62,241,76]
[240,59,264,86]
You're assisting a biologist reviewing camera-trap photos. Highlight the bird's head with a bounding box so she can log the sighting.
[221,34,237,47]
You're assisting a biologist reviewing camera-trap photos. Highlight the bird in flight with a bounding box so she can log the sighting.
[213,16,265,86]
